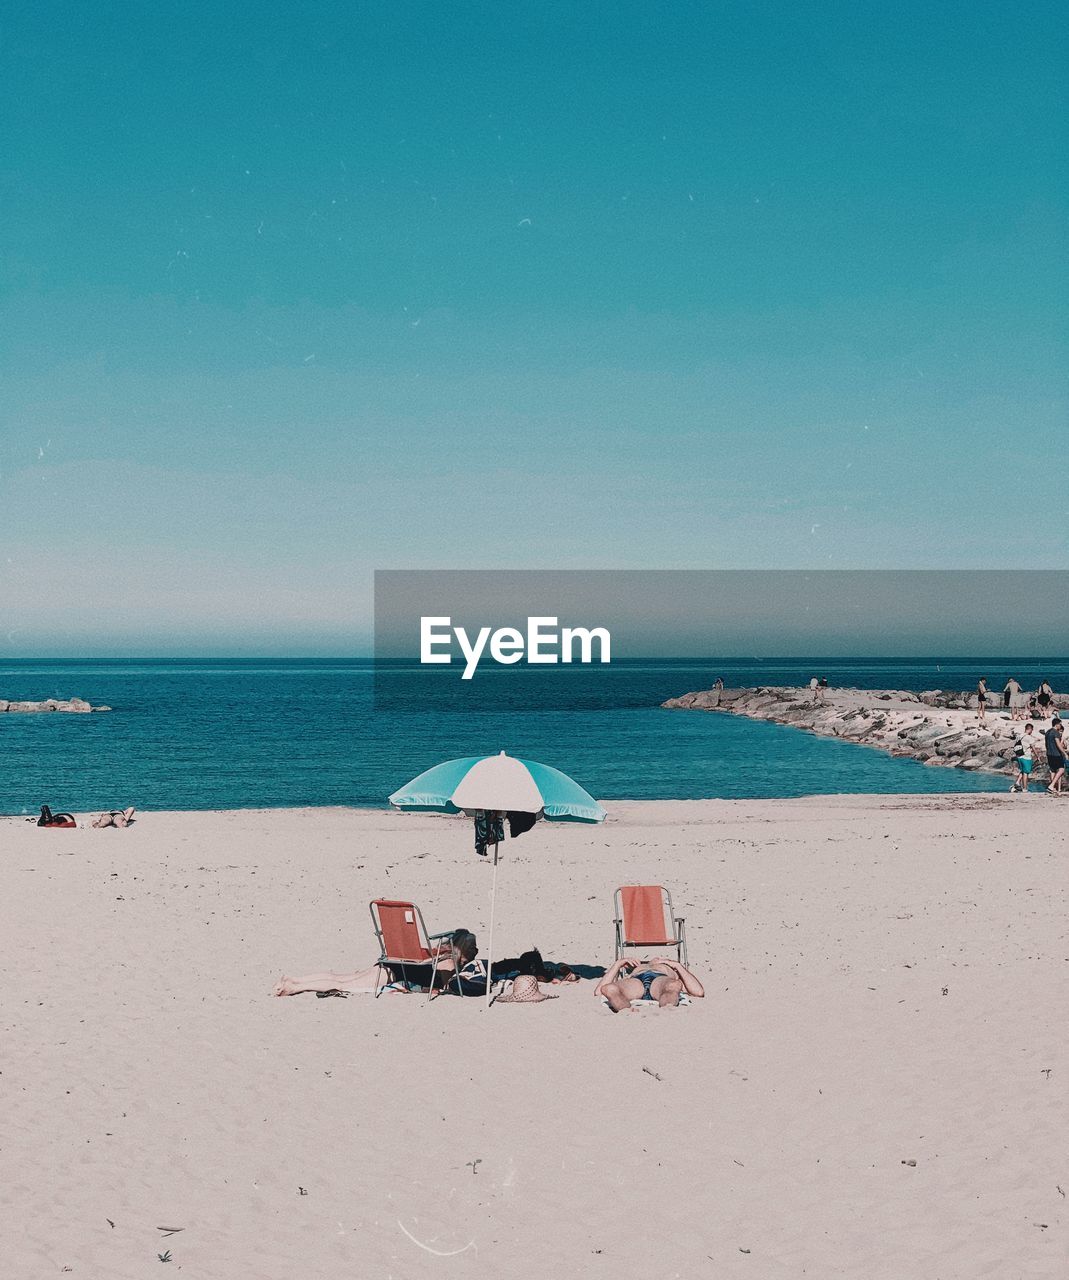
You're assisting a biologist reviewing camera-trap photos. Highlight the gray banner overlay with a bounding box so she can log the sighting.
[373,570,1068,711]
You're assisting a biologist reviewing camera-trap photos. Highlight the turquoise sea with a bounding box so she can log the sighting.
[2,658,1066,814]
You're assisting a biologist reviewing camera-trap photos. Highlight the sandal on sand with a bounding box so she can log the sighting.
[315,989,350,999]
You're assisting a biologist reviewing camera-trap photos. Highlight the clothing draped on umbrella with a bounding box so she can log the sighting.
[388,752,606,1005]
[472,812,504,857]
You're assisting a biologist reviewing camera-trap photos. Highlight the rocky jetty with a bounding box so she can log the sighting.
[0,698,111,713]
[662,686,1068,779]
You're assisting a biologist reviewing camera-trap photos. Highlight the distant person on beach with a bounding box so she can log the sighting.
[817,677,828,701]
[1003,677,1020,710]
[594,956,704,1013]
[1027,693,1041,721]
[809,676,819,699]
[713,677,724,691]
[1011,724,1041,792]
[274,929,491,998]
[92,807,136,828]
[1037,681,1054,719]
[976,677,988,722]
[1044,718,1066,795]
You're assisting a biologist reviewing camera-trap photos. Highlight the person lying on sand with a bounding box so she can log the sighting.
[490,948,580,984]
[92,807,136,828]
[273,928,488,998]
[594,956,705,1013]
[32,804,77,827]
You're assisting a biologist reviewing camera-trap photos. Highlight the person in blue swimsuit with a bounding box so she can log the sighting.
[595,956,705,1013]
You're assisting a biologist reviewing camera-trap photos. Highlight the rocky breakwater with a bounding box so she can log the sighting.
[661,686,1068,779]
[0,697,111,713]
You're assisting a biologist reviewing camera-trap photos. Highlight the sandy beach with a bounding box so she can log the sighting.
[3,796,1066,1279]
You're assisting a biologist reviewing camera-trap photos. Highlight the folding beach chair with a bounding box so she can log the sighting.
[613,885,688,968]
[368,899,454,999]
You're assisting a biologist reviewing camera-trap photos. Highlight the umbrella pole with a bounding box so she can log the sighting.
[485,840,499,1009]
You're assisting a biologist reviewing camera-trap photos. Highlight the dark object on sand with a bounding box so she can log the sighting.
[36,805,76,828]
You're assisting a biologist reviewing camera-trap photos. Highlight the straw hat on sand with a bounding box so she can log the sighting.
[495,974,558,1004]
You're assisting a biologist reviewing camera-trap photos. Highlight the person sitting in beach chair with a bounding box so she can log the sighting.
[367,899,490,997]
[272,928,488,998]
[594,956,704,1013]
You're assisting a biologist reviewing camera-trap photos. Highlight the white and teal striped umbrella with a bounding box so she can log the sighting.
[388,752,606,1007]
[388,751,606,824]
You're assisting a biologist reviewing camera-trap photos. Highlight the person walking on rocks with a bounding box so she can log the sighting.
[1043,717,1066,795]
[976,676,989,722]
[1011,723,1042,793]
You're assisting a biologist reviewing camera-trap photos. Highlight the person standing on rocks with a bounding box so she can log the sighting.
[976,677,989,722]
[1037,681,1054,719]
[809,676,819,700]
[817,677,828,701]
[1003,676,1021,714]
[1043,717,1066,795]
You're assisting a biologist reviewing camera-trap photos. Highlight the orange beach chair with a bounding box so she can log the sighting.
[368,898,454,999]
[613,885,688,968]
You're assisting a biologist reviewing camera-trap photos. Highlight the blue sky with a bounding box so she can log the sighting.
[1,3,1066,655]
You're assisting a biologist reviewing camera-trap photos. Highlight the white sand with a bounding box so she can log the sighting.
[3,796,1066,1278]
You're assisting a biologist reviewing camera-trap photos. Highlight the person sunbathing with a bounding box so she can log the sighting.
[273,929,487,998]
[490,947,580,984]
[594,956,704,1012]
[92,807,136,828]
[34,804,77,827]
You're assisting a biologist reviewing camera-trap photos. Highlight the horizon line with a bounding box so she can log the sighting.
[4,654,1069,664]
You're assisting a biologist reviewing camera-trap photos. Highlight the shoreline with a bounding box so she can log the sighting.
[0,785,1015,822]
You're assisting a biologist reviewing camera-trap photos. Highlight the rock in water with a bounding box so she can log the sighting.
[0,697,109,714]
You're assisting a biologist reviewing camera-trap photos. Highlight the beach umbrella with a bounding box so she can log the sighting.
[389,752,606,1005]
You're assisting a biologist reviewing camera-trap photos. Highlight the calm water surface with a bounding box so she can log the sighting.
[2,658,1065,813]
